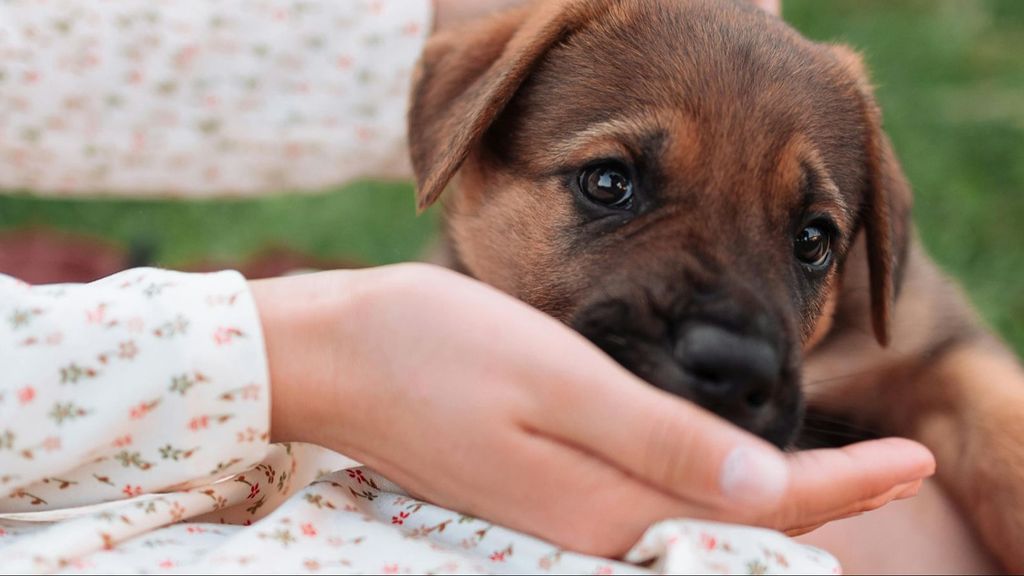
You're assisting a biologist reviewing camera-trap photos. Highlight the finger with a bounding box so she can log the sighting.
[896,478,924,499]
[456,431,713,559]
[785,522,826,537]
[781,479,920,537]
[526,363,789,514]
[767,437,935,531]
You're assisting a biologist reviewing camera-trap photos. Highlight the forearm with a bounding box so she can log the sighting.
[0,269,270,512]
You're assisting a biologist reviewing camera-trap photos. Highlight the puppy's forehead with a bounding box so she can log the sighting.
[505,0,867,195]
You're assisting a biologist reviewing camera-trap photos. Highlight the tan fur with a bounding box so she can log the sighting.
[408,0,1024,570]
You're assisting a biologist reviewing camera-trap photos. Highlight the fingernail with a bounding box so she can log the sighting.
[720,446,788,506]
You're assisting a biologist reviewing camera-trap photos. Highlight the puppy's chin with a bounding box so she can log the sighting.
[570,298,804,449]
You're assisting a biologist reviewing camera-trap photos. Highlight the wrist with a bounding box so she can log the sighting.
[250,270,369,446]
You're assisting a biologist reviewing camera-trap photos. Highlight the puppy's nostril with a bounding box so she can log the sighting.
[690,367,725,389]
[745,389,769,408]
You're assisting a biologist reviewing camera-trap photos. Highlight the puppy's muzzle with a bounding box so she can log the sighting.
[571,285,803,448]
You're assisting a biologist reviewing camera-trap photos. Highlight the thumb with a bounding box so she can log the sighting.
[530,361,790,513]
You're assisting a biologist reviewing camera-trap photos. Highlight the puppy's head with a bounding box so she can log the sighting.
[409,0,911,447]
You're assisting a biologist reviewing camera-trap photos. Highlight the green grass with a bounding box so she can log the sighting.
[786,0,1024,352]
[0,0,1021,352]
[0,182,436,268]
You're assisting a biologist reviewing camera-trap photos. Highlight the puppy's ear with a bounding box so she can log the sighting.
[408,1,590,212]
[832,45,913,346]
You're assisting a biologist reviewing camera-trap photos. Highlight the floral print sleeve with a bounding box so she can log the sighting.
[0,0,431,197]
[0,268,270,513]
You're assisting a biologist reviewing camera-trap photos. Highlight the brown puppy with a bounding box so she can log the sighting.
[407,0,1024,571]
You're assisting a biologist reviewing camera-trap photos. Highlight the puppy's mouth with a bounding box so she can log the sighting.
[570,298,804,449]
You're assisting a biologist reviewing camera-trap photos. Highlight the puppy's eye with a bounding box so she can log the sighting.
[794,221,833,269]
[578,163,634,208]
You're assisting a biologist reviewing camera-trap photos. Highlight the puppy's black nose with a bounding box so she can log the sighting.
[675,323,781,416]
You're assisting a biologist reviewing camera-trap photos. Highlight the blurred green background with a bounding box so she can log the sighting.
[0,0,1021,352]
[785,0,1024,353]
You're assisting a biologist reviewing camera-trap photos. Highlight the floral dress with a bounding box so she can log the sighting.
[0,0,423,196]
[0,1,840,574]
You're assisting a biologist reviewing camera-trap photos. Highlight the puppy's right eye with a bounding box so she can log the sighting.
[578,163,634,209]
[794,220,833,270]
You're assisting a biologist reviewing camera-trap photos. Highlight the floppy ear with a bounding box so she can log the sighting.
[832,45,913,346]
[408,0,592,212]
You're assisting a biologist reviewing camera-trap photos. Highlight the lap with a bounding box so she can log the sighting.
[797,479,998,574]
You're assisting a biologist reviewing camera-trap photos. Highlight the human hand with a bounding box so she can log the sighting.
[253,263,933,557]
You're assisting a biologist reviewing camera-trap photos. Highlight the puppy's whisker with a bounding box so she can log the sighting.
[798,426,878,441]
[801,415,884,436]
[802,359,925,386]
[603,333,630,347]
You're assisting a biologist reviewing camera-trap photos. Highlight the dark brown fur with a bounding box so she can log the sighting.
[408,0,1024,570]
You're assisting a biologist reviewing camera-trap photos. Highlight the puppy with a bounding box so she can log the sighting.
[408,0,1024,571]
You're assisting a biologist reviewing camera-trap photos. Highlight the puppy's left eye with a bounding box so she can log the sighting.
[794,221,833,269]
[578,162,634,208]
